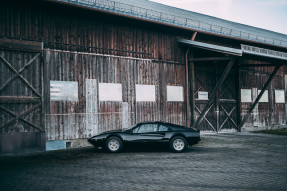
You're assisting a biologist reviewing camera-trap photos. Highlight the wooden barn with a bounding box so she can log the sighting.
[0,0,286,154]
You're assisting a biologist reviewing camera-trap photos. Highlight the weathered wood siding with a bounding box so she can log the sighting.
[45,50,186,140]
[240,60,286,130]
[0,1,188,62]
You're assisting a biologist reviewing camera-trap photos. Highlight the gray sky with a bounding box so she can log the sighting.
[151,0,287,35]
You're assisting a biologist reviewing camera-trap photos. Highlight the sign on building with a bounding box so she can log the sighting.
[258,90,269,103]
[198,91,208,100]
[50,81,78,101]
[99,83,122,101]
[167,86,184,102]
[136,84,156,102]
[241,89,252,102]
[275,90,285,103]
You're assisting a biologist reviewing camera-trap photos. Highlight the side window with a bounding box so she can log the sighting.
[159,125,169,132]
[132,127,140,134]
[137,124,158,133]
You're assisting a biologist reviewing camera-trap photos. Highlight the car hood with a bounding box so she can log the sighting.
[95,129,125,136]
[103,129,124,133]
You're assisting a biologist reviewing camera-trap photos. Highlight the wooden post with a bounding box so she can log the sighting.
[215,64,219,132]
[190,59,195,127]
[194,58,236,129]
[185,49,190,127]
[285,74,287,125]
[236,60,241,131]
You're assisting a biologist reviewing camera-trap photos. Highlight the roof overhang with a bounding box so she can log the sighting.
[178,39,242,56]
[241,44,287,61]
[178,39,287,61]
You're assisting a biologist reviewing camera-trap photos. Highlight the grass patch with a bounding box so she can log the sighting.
[253,128,287,136]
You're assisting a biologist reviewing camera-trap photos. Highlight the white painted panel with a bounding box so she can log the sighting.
[122,102,129,129]
[50,81,78,101]
[241,89,252,102]
[275,90,285,103]
[258,90,269,103]
[167,86,184,102]
[86,79,98,137]
[99,83,122,101]
[198,91,208,100]
[136,84,156,102]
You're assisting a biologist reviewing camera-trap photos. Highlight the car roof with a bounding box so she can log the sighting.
[136,121,187,129]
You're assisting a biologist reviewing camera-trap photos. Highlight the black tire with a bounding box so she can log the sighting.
[169,136,187,153]
[105,136,123,153]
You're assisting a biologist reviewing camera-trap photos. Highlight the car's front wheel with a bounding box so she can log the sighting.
[105,136,123,153]
[170,136,187,152]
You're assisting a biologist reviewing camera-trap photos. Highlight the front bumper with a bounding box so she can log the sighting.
[88,138,105,147]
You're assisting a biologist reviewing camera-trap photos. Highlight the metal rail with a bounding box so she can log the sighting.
[59,0,287,48]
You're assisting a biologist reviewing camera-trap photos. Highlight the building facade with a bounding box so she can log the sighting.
[0,0,286,154]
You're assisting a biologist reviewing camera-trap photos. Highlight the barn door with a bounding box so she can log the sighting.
[194,65,217,132]
[194,64,238,132]
[0,48,45,154]
[216,66,238,132]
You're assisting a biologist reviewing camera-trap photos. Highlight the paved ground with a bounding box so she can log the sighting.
[0,132,287,191]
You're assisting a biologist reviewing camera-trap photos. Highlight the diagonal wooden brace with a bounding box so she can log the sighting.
[193,58,236,130]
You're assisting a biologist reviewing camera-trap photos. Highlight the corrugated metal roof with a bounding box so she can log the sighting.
[178,39,287,61]
[178,39,243,56]
[241,44,287,61]
[55,0,287,48]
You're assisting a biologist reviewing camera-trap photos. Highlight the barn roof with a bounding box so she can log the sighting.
[178,38,287,61]
[54,0,287,48]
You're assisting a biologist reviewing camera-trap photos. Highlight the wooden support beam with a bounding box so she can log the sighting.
[285,74,287,125]
[190,60,195,127]
[0,38,42,51]
[189,57,233,62]
[239,64,283,67]
[236,59,242,131]
[0,96,41,103]
[239,65,281,128]
[193,58,236,129]
[185,49,190,127]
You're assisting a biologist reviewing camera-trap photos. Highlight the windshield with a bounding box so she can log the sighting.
[123,124,137,130]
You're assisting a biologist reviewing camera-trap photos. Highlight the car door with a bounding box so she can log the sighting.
[126,123,164,148]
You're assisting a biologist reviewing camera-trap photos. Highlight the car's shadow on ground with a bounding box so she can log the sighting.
[0,146,210,166]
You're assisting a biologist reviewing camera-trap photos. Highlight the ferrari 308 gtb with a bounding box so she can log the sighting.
[88,122,200,153]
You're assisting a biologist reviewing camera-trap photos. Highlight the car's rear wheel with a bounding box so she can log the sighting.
[170,136,187,152]
[105,136,123,153]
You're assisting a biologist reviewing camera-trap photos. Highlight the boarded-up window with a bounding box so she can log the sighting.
[241,89,252,103]
[275,90,285,103]
[258,90,269,103]
[50,81,78,101]
[99,83,122,101]
[167,86,184,102]
[136,84,156,102]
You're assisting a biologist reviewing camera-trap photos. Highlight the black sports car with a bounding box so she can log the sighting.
[88,122,200,153]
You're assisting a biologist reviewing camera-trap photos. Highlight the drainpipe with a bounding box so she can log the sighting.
[185,32,197,127]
